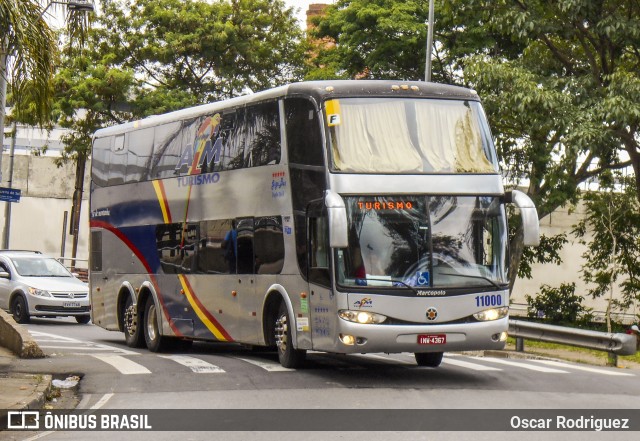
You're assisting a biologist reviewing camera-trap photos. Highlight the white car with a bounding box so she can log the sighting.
[0,251,90,324]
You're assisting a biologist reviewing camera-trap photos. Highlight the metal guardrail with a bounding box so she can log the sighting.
[508,319,638,356]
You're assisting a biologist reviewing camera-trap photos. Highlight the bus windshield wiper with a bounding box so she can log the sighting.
[359,277,419,295]
[439,272,504,290]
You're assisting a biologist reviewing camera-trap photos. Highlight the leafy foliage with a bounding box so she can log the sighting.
[99,0,307,115]
[525,282,593,325]
[311,1,640,292]
[573,174,640,330]
[0,0,57,125]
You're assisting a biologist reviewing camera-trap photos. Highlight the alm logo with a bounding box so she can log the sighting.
[353,297,372,309]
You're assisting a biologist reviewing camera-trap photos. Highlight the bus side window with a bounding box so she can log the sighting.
[308,206,330,287]
[254,217,285,274]
[90,231,102,272]
[235,218,255,274]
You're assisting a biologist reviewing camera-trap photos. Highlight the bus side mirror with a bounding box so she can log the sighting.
[506,190,540,246]
[325,190,349,248]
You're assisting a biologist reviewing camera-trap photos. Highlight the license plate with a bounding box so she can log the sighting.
[418,334,446,345]
[63,302,81,308]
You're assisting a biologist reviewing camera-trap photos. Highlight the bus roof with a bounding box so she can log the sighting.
[93,80,480,138]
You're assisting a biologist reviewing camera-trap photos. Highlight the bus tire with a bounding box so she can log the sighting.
[275,302,306,369]
[144,296,167,352]
[123,295,145,348]
[415,352,444,367]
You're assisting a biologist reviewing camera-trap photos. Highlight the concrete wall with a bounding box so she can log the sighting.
[0,153,90,267]
[512,203,638,323]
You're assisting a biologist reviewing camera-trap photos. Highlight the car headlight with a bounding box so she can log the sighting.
[473,306,509,321]
[28,287,52,297]
[338,310,387,324]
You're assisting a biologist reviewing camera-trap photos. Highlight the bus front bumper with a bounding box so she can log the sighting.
[330,316,509,354]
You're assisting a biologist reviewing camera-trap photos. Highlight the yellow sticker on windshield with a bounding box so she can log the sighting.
[325,99,341,126]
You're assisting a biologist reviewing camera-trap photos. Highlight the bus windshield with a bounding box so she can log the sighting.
[335,196,508,291]
[326,98,498,173]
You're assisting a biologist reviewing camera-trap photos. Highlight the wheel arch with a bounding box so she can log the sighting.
[9,290,28,311]
[262,284,295,347]
[138,281,164,336]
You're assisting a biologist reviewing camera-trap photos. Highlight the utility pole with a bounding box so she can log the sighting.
[2,121,16,248]
[424,0,435,82]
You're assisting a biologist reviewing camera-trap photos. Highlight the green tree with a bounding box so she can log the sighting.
[98,0,307,116]
[573,175,640,332]
[525,282,593,325]
[311,0,640,291]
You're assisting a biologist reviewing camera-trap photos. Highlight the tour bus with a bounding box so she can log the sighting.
[89,80,539,368]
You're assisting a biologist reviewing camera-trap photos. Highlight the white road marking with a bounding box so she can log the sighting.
[442,357,502,371]
[90,393,115,409]
[355,353,415,365]
[472,357,568,373]
[530,359,635,376]
[234,356,295,372]
[29,330,137,355]
[91,354,151,375]
[158,355,225,373]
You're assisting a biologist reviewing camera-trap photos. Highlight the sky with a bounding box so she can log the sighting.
[285,0,335,28]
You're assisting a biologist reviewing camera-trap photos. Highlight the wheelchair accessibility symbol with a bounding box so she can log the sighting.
[416,272,430,286]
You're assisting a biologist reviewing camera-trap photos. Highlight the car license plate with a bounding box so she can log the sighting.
[63,302,81,308]
[418,334,446,345]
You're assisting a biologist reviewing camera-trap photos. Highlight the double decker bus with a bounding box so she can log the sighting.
[89,80,539,368]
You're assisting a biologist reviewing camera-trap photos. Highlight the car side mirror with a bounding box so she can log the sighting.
[325,190,349,248]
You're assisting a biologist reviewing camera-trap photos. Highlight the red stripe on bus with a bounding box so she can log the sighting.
[89,220,182,337]
[180,275,234,342]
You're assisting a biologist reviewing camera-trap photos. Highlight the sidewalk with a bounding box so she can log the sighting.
[0,346,51,410]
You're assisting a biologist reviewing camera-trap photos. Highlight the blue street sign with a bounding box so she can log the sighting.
[0,187,21,203]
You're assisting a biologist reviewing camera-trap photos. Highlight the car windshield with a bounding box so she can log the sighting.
[11,257,73,277]
[325,97,498,174]
[335,196,508,291]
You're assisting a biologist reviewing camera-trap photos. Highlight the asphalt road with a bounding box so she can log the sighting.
[3,317,639,441]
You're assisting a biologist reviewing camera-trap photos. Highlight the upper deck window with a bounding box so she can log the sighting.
[326,98,498,174]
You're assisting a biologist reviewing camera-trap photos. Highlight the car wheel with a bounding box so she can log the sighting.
[274,301,306,368]
[75,315,91,324]
[123,295,145,348]
[11,295,30,324]
[415,352,444,367]
[144,296,167,352]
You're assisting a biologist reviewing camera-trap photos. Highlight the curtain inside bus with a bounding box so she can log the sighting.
[328,98,497,174]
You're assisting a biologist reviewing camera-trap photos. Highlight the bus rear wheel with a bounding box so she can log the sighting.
[144,296,168,352]
[123,295,145,348]
[274,302,306,369]
[415,352,444,367]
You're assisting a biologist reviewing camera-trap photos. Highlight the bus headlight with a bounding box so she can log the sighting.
[473,307,508,322]
[338,310,387,324]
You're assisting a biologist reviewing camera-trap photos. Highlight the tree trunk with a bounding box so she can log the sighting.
[70,154,87,269]
[508,224,525,295]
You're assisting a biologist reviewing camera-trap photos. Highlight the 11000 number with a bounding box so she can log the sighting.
[475,294,502,308]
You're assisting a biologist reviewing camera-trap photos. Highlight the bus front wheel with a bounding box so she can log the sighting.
[274,302,306,369]
[415,352,444,367]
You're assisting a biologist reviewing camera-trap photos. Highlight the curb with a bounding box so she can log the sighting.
[7,373,52,411]
[0,309,45,359]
